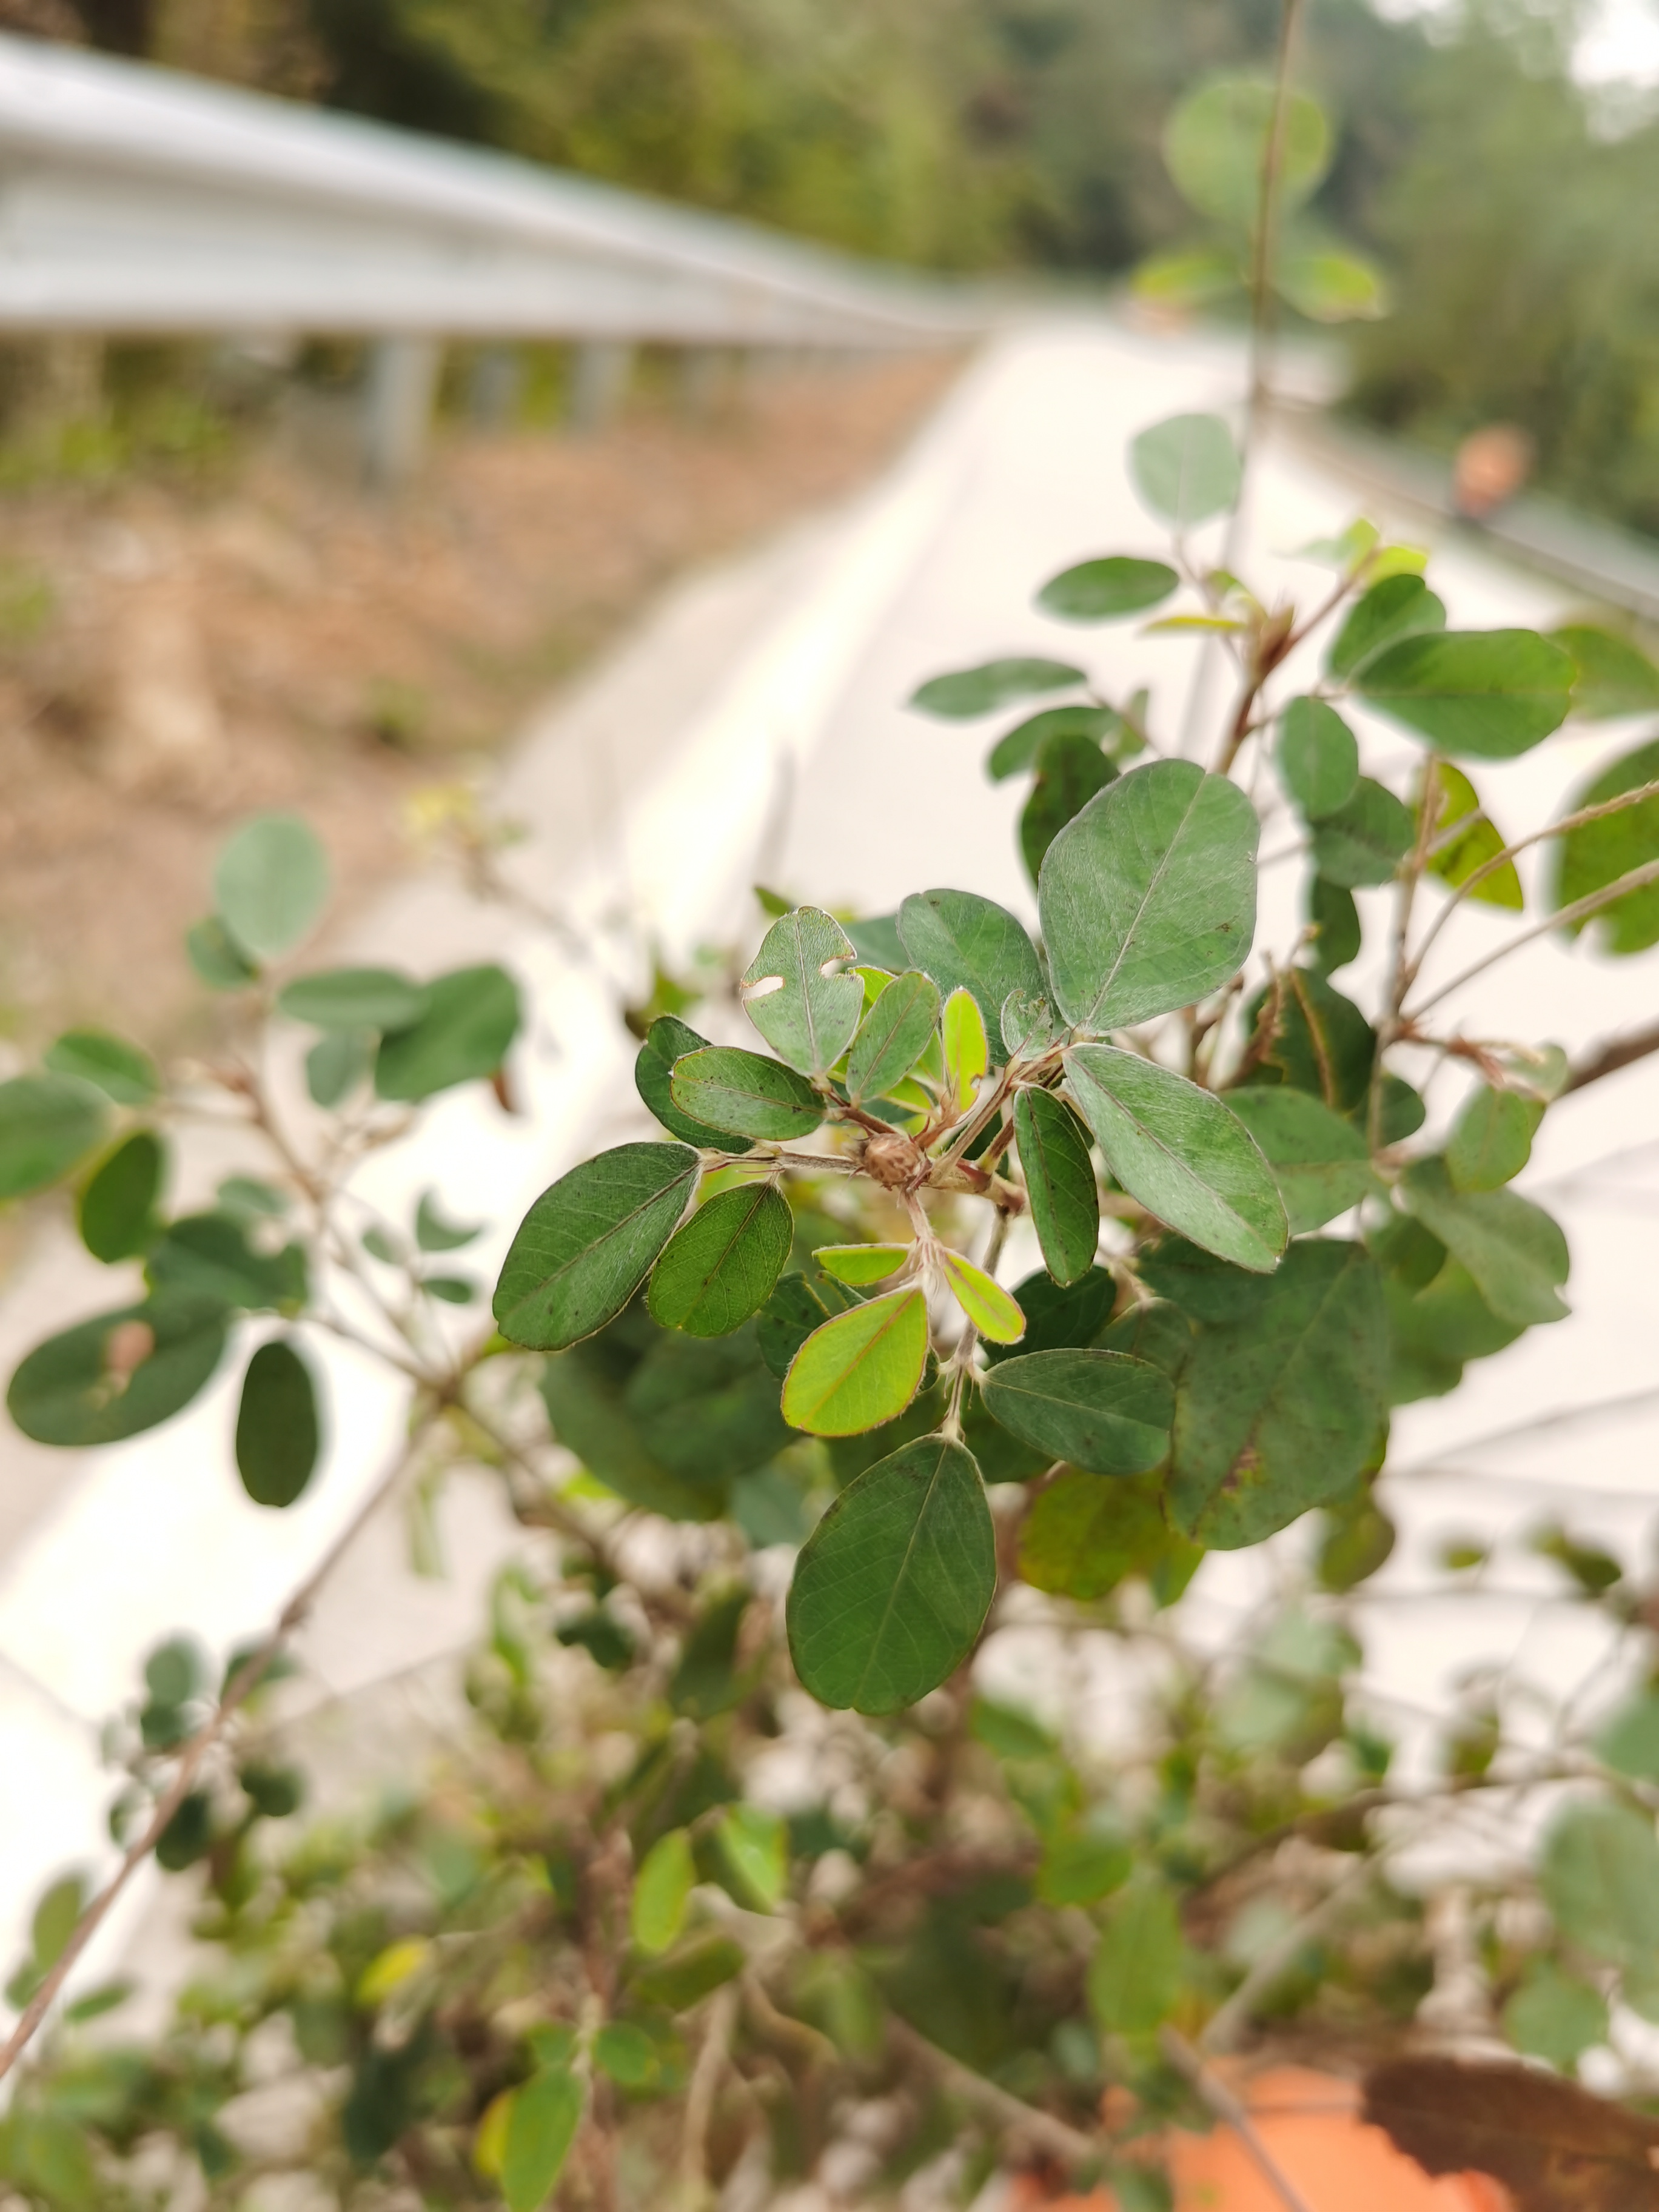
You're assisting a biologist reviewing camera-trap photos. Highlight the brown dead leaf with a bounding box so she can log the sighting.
[1363,2055,1659,2211]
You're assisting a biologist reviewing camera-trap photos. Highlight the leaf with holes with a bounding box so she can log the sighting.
[846,970,939,1105]
[1065,1045,1285,1272]
[494,1142,698,1351]
[740,907,863,1077]
[669,1047,823,1141]
[780,1287,930,1436]
[786,1435,994,1713]
[646,1182,792,1337]
[898,891,1044,1064]
[1014,1088,1099,1285]
[8,1295,229,1447]
[1039,761,1258,1032]
[980,1348,1172,1476]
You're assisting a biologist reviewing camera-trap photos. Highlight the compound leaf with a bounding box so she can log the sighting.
[494,1142,698,1351]
[646,1183,792,1338]
[780,1287,930,1436]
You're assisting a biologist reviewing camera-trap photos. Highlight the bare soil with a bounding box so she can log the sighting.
[0,351,958,1055]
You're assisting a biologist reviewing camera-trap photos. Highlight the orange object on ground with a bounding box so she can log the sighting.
[1011,2067,1511,2211]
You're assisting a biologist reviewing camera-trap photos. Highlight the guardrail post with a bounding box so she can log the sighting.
[468,345,522,428]
[568,340,633,434]
[362,335,442,489]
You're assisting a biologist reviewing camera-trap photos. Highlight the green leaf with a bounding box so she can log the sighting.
[1014,1087,1100,1287]
[501,2066,585,2212]
[1088,1882,1184,2036]
[909,657,1085,719]
[1276,698,1358,820]
[1383,1253,1520,1405]
[78,1130,165,1262]
[0,1074,108,1201]
[846,970,939,1104]
[213,812,329,961]
[939,1251,1025,1344]
[414,1190,481,1251]
[306,1028,370,1108]
[30,1873,88,1972]
[1426,761,1523,910]
[755,1269,859,1378]
[938,986,987,1114]
[1168,1238,1389,1547]
[1065,1044,1285,1272]
[541,1338,730,1523]
[714,1803,788,1911]
[1225,1088,1374,1234]
[1540,1798,1659,1969]
[1164,75,1330,224]
[1358,629,1576,759]
[980,1348,1172,1475]
[374,965,520,1101]
[1550,736,1659,954]
[235,1338,322,1509]
[1036,557,1179,622]
[1039,761,1259,1033]
[647,1183,791,1338]
[1276,245,1387,323]
[780,1287,930,1436]
[1021,730,1116,884]
[594,2022,659,2089]
[1400,1156,1568,1326]
[1019,1469,1199,1604]
[1128,412,1241,528]
[1503,1962,1609,2070]
[844,913,907,969]
[628,1934,744,2011]
[987,703,1123,782]
[1038,1829,1134,1908]
[423,1274,474,1304]
[669,1045,823,1140]
[1317,1489,1396,1592]
[186,914,259,989]
[786,1435,994,1712]
[1327,574,1446,682]
[1447,1085,1541,1193]
[217,1175,287,1222]
[631,1828,695,1952]
[628,1324,793,1486]
[276,967,427,1031]
[635,1016,754,1153]
[816,1242,910,1285]
[1131,242,1242,311]
[740,907,863,1077]
[897,890,1044,1064]
[146,1212,306,1312]
[7,1295,228,1446]
[1309,776,1415,888]
[1242,968,1375,1115]
[495,1143,699,1351]
[1598,1692,1659,1782]
[43,1029,158,1105]
[1308,877,1361,973]
[1553,623,1659,720]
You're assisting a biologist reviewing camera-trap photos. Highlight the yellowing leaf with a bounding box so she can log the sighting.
[631,1828,694,1954]
[356,1937,431,2008]
[816,1243,911,1285]
[474,2090,512,2180]
[939,1250,1025,1344]
[780,1289,930,1436]
[941,987,987,1113]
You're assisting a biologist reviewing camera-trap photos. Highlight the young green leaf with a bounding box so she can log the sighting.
[593,2022,658,2089]
[980,1348,1173,1475]
[780,1287,930,1436]
[669,1046,823,1140]
[815,1243,910,1285]
[1014,1087,1099,1285]
[1309,777,1416,888]
[235,1338,322,1509]
[1426,762,1523,910]
[186,914,259,990]
[740,907,863,1076]
[1358,629,1575,758]
[1225,1088,1375,1233]
[306,1030,370,1108]
[897,890,1044,1063]
[1326,572,1445,681]
[908,657,1085,719]
[213,813,329,961]
[988,703,1124,782]
[1036,556,1179,622]
[1399,1156,1569,1326]
[494,1142,699,1351]
[1276,697,1359,820]
[1553,623,1659,720]
[631,1828,695,1953]
[374,965,520,1102]
[0,1074,108,1201]
[1164,75,1330,223]
[1065,1044,1286,1272]
[78,1130,166,1263]
[635,1016,754,1153]
[646,1182,792,1337]
[414,1191,482,1251]
[845,970,939,1104]
[939,1250,1025,1344]
[786,1435,995,1712]
[501,2066,585,2212]
[713,1803,788,1911]
[1549,736,1659,953]
[1168,1238,1389,1547]
[1039,762,1259,1032]
[7,1295,229,1447]
[43,1030,159,1107]
[1088,1881,1185,2036]
[1019,1469,1200,1604]
[1020,729,1116,883]
[1129,413,1241,528]
[940,985,988,1111]
[1447,1086,1541,1193]
[276,967,428,1031]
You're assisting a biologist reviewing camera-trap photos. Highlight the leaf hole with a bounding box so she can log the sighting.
[740,974,785,1003]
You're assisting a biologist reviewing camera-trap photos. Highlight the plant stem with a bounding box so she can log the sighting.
[1159,2026,1319,2212]
[1407,853,1659,1018]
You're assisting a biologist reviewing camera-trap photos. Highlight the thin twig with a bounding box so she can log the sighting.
[1407,854,1659,1017]
[679,1982,738,2207]
[885,2016,1100,2170]
[1563,1016,1659,1094]
[1159,2026,1319,2212]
